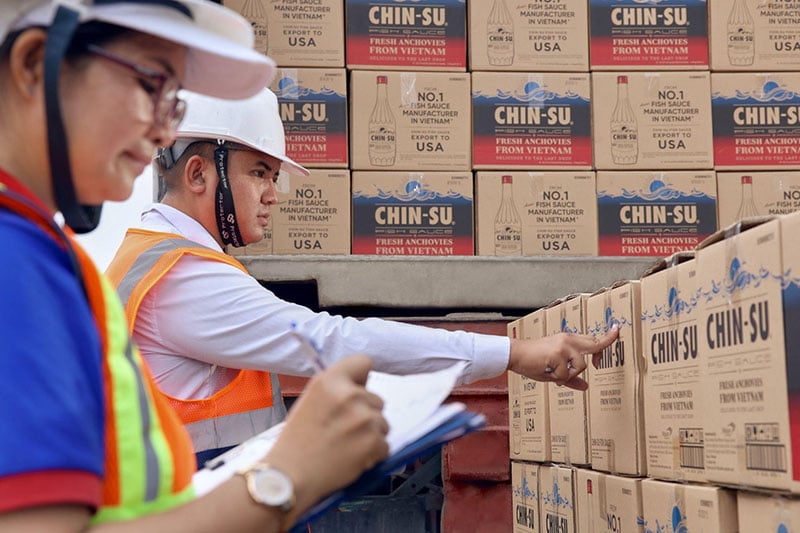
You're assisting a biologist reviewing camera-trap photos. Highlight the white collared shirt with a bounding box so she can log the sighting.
[128,204,510,400]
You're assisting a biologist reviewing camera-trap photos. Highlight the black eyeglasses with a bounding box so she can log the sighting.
[85,44,186,131]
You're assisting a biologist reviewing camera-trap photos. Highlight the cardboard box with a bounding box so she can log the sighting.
[346,0,466,71]
[475,172,598,257]
[539,465,576,533]
[589,0,709,70]
[597,171,718,257]
[509,318,524,460]
[712,73,800,170]
[272,68,348,168]
[640,252,706,482]
[717,171,800,228]
[472,72,592,170]
[545,294,591,465]
[709,0,800,72]
[509,309,551,463]
[586,281,646,476]
[696,214,800,492]
[512,461,540,532]
[592,71,714,170]
[738,491,800,532]
[641,479,738,533]
[351,171,473,255]
[223,0,345,67]
[270,169,350,255]
[349,71,471,171]
[468,0,589,72]
[575,469,643,533]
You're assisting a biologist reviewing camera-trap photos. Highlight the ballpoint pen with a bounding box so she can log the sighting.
[290,322,327,373]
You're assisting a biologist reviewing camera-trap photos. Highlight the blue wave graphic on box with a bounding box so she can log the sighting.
[472,82,589,106]
[542,480,572,510]
[711,80,800,104]
[701,258,774,302]
[597,180,714,202]
[587,306,630,335]
[512,477,537,499]
[561,318,580,335]
[353,180,471,202]
[276,78,346,101]
[641,286,701,324]
[637,504,687,533]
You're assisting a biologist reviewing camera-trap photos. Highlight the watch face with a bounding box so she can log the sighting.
[253,468,293,509]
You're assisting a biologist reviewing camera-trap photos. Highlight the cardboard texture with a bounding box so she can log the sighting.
[472,72,592,169]
[271,68,348,168]
[545,295,592,465]
[575,469,643,533]
[539,465,576,533]
[697,213,800,492]
[509,309,551,463]
[346,0,466,70]
[512,461,540,532]
[737,491,800,532]
[709,0,800,71]
[597,171,717,257]
[712,73,800,170]
[641,478,738,533]
[717,172,800,228]
[589,0,709,70]
[351,171,474,256]
[640,252,706,482]
[350,71,471,171]
[223,0,345,67]
[475,172,598,257]
[592,71,714,170]
[468,0,589,72]
[586,281,647,476]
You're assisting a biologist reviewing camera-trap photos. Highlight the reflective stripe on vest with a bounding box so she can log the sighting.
[106,229,286,452]
[0,189,196,522]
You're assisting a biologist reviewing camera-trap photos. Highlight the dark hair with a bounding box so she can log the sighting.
[155,141,216,200]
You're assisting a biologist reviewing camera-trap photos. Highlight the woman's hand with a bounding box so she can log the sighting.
[264,354,390,522]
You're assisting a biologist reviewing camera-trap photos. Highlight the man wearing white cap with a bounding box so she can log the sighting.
[0,1,389,530]
[106,87,620,464]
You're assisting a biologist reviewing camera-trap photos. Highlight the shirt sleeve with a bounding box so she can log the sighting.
[138,253,510,386]
[0,213,104,512]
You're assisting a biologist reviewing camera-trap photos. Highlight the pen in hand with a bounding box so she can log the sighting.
[290,322,327,373]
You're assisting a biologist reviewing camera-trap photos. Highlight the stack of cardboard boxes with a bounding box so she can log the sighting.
[222,0,800,259]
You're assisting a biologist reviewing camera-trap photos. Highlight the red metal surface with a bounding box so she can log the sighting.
[441,480,512,533]
[442,425,510,482]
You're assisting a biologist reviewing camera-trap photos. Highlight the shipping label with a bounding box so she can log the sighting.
[589,0,708,68]
[346,0,466,69]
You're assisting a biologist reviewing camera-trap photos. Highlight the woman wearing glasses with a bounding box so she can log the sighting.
[0,1,388,531]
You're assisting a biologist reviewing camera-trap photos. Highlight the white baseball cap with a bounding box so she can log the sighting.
[173,87,309,177]
[1,0,276,99]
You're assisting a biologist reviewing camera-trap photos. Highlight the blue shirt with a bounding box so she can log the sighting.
[0,208,105,508]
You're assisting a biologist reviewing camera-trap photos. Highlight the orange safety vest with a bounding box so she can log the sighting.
[106,228,286,453]
[0,185,196,522]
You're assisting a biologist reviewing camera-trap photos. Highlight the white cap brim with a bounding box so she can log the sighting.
[13,0,275,100]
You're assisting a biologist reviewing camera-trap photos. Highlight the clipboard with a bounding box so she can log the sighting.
[289,409,486,531]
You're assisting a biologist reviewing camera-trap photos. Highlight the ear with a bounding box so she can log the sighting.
[7,29,47,101]
[183,155,211,194]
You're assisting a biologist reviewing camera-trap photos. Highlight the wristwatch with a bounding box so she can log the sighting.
[238,462,296,523]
